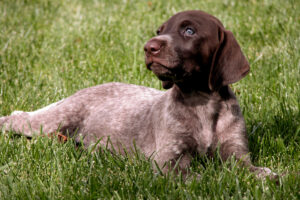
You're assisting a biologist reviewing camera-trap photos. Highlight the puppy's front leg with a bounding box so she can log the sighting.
[155,152,192,178]
[216,118,277,179]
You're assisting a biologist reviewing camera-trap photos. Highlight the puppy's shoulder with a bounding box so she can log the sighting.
[217,86,244,119]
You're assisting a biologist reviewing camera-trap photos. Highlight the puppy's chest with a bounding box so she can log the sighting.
[167,103,218,155]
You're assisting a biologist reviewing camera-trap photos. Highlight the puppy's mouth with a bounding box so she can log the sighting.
[147,62,174,81]
[145,60,175,81]
[145,53,185,81]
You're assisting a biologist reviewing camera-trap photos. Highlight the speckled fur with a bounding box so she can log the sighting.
[0,10,277,179]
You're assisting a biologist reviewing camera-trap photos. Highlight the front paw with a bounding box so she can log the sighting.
[251,166,278,180]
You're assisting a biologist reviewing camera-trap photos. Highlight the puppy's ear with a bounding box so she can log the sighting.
[209,29,250,91]
[162,81,173,89]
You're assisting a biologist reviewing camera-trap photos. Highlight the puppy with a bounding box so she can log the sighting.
[0,10,276,178]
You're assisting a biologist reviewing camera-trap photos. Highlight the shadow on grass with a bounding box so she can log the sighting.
[245,100,300,184]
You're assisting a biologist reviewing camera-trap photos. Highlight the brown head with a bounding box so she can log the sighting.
[144,10,249,91]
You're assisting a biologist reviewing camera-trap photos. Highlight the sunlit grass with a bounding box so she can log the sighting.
[0,0,299,199]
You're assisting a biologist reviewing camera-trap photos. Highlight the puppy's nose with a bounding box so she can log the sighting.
[144,40,161,56]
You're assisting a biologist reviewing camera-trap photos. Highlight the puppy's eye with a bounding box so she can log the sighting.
[184,28,195,36]
[156,30,160,35]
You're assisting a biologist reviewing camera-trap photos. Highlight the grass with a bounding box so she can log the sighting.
[0,0,299,199]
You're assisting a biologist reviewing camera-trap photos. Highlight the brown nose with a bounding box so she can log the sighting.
[144,40,161,56]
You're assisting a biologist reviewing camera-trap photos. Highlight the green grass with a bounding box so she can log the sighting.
[0,0,299,199]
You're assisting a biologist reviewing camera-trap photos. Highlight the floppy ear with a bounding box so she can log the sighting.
[208,29,250,91]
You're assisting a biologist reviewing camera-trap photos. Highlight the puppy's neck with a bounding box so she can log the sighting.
[173,74,211,93]
[170,84,231,106]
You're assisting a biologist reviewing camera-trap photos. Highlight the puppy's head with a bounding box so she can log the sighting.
[144,10,249,91]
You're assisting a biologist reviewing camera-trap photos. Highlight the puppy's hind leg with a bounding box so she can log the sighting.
[0,111,35,137]
[0,99,76,138]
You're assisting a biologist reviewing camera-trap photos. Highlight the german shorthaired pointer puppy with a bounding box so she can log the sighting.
[0,10,276,178]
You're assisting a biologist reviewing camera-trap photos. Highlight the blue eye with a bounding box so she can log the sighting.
[185,28,195,35]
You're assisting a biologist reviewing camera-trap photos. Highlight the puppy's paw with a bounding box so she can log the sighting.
[252,166,278,180]
[185,172,202,183]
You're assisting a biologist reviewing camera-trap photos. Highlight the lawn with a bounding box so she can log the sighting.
[0,0,299,199]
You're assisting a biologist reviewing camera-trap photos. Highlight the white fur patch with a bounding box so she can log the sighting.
[27,99,64,116]
[11,111,24,115]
